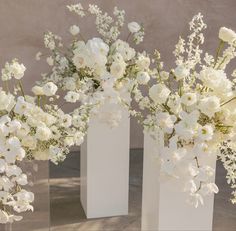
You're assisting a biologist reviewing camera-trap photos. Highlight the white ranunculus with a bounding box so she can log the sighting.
[0,91,15,112]
[174,65,190,81]
[69,25,80,36]
[87,37,109,61]
[198,96,220,118]
[60,114,72,128]
[64,91,80,103]
[111,39,135,61]
[42,82,58,96]
[110,60,126,79]
[136,55,150,70]
[74,131,84,146]
[198,124,214,141]
[219,27,236,44]
[63,77,76,91]
[32,86,44,96]
[181,92,197,106]
[149,84,171,104]
[35,126,52,141]
[137,71,150,85]
[128,22,141,33]
[10,62,26,80]
[46,56,54,66]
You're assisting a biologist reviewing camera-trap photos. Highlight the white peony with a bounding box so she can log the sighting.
[137,71,150,85]
[181,92,197,106]
[69,25,80,36]
[149,84,171,104]
[128,22,141,33]
[198,67,232,97]
[198,96,221,118]
[219,27,236,44]
[42,82,58,96]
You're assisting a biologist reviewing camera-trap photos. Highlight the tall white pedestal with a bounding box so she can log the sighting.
[142,133,216,231]
[80,104,130,218]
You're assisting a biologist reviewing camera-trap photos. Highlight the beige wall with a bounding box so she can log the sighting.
[0,0,236,148]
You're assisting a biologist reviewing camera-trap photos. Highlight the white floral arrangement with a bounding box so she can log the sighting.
[35,3,149,128]
[0,59,84,223]
[130,13,236,207]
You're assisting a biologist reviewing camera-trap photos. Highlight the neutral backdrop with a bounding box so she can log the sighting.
[0,0,236,148]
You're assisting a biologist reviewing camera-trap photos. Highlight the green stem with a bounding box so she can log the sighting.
[18,80,25,99]
[214,40,225,68]
[221,97,236,107]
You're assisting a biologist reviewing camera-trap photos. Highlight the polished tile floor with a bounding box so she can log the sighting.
[1,150,236,231]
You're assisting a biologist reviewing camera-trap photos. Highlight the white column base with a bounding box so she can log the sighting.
[141,133,216,231]
[80,103,130,219]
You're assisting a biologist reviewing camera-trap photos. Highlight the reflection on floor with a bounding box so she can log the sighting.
[50,150,236,231]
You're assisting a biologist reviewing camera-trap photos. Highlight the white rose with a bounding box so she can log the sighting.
[174,65,190,81]
[181,92,197,106]
[42,82,58,96]
[35,126,52,141]
[10,62,26,80]
[128,22,141,33]
[149,84,171,104]
[69,25,80,36]
[219,27,236,44]
[32,86,44,96]
[137,71,150,85]
[64,91,80,103]
[198,96,221,118]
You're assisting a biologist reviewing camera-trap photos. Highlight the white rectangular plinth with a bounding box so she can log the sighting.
[141,133,216,231]
[80,104,130,218]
